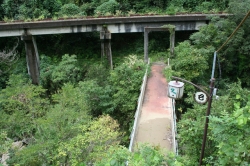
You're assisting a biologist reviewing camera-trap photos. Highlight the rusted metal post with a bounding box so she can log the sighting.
[21,34,40,85]
[199,78,215,166]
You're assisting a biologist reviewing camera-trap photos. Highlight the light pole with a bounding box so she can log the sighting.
[168,76,215,166]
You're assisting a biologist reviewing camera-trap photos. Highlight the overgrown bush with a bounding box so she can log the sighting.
[40,54,85,93]
[59,3,80,17]
[95,143,169,165]
[94,0,119,15]
[0,74,49,139]
[56,115,122,165]
[1,0,61,20]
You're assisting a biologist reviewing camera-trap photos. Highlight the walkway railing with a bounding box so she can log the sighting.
[129,59,150,152]
[171,99,178,155]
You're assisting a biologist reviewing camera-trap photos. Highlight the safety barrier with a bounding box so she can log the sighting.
[171,98,178,155]
[128,59,150,152]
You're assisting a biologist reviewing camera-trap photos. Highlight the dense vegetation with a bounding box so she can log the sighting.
[164,0,250,165]
[0,0,228,21]
[0,0,250,165]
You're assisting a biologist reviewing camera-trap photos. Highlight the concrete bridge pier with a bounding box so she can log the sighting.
[100,31,113,69]
[21,34,40,85]
[144,27,175,63]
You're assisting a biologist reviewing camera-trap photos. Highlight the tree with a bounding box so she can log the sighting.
[0,74,49,140]
[58,3,81,16]
[94,143,169,166]
[1,0,61,20]
[0,38,19,74]
[94,0,119,15]
[55,115,122,165]
[5,82,90,165]
[208,82,250,165]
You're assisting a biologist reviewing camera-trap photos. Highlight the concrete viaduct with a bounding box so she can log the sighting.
[0,14,227,84]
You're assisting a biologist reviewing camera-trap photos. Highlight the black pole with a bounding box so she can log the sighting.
[199,78,215,165]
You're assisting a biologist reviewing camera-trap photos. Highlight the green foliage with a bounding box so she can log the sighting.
[59,3,81,16]
[176,81,250,165]
[177,104,208,163]
[1,0,21,19]
[166,4,185,15]
[195,2,216,13]
[1,0,61,20]
[168,0,228,12]
[80,2,94,15]
[56,115,122,165]
[40,54,84,93]
[6,82,90,165]
[172,41,209,81]
[189,15,250,86]
[0,131,13,154]
[131,144,167,166]
[79,80,114,115]
[109,55,145,115]
[95,143,168,166]
[228,0,250,22]
[94,145,130,166]
[0,0,230,20]
[94,0,119,15]
[84,63,109,86]
[208,85,250,165]
[190,17,231,49]
[0,74,49,139]
[51,54,81,85]
[42,0,62,16]
[79,55,146,133]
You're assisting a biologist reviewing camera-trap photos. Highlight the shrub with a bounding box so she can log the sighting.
[94,0,119,15]
[59,3,80,17]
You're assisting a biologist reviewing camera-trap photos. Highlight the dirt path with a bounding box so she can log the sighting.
[134,63,173,151]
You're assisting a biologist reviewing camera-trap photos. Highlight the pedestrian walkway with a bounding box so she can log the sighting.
[134,62,173,151]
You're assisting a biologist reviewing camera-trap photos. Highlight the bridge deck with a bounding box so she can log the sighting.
[0,14,229,37]
[134,63,173,151]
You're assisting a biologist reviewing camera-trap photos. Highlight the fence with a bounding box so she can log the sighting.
[128,59,150,152]
[171,98,178,155]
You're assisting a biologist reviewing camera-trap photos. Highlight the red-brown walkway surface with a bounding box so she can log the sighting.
[134,63,173,151]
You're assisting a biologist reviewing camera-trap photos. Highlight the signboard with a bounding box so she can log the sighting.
[168,81,184,100]
[194,92,208,104]
[169,87,178,98]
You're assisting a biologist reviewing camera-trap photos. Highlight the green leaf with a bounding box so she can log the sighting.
[236,94,241,99]
[110,159,117,166]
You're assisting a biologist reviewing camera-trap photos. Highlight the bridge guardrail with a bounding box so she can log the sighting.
[171,98,178,155]
[128,59,150,152]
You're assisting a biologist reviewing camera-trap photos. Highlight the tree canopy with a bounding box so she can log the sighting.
[1,0,250,165]
[0,0,229,21]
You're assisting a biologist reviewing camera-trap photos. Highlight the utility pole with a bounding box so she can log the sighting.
[199,78,215,165]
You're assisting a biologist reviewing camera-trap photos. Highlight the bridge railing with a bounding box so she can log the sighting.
[171,98,178,155]
[128,59,150,152]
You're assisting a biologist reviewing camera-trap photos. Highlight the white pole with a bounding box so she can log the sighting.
[211,52,217,79]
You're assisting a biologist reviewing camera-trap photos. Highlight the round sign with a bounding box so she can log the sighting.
[194,92,208,104]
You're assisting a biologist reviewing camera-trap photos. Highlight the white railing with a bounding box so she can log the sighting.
[128,59,150,152]
[171,98,178,155]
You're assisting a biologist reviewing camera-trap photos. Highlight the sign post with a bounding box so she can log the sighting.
[168,76,215,166]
